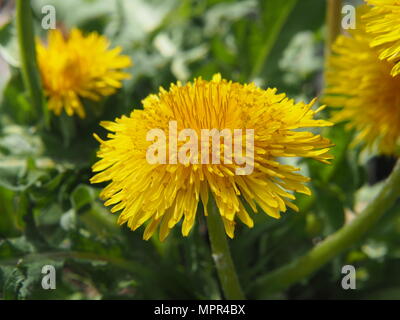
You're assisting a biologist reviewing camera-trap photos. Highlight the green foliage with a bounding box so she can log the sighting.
[0,0,399,300]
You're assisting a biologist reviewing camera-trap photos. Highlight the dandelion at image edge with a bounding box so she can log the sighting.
[90,74,333,241]
[364,0,400,77]
[36,28,132,118]
[324,5,400,155]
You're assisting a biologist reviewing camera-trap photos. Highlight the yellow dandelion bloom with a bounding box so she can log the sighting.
[364,0,400,76]
[91,74,333,240]
[36,28,132,118]
[325,6,400,154]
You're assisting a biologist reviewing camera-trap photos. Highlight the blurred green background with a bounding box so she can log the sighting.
[0,0,399,300]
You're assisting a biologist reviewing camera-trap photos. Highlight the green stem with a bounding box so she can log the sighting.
[16,0,49,126]
[325,0,342,57]
[250,159,400,298]
[206,195,245,300]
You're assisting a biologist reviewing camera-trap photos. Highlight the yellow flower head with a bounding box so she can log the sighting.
[36,28,132,118]
[91,74,333,240]
[364,0,400,76]
[325,6,400,155]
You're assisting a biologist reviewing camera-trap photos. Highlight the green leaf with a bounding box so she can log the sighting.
[248,0,298,79]
[314,185,345,235]
[71,184,96,212]
[2,260,64,300]
[0,21,20,67]
[0,240,25,260]
[0,187,22,237]
[3,268,25,300]
[0,72,37,124]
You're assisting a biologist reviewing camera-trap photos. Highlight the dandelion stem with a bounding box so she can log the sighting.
[249,159,400,298]
[206,195,245,300]
[325,0,342,57]
[16,0,49,126]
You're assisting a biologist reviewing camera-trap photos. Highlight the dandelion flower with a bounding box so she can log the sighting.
[325,6,400,154]
[364,0,400,76]
[91,74,333,240]
[36,28,132,118]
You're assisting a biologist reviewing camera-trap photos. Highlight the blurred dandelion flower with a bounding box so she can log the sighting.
[91,74,333,240]
[364,0,400,77]
[37,28,132,118]
[325,6,400,154]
